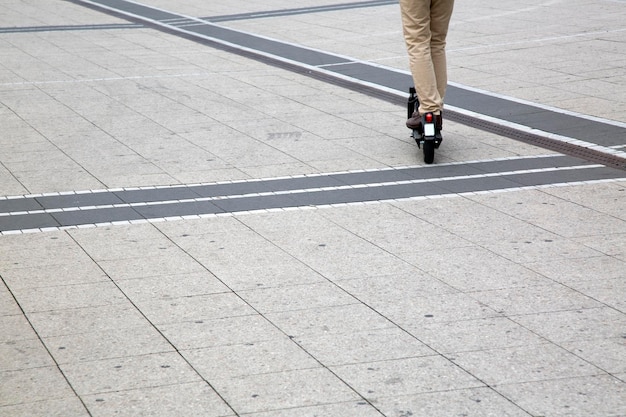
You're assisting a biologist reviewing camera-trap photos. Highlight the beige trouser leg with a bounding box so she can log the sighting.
[400,0,454,115]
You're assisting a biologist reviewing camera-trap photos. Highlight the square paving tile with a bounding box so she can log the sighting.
[451,343,601,386]
[374,387,530,417]
[495,375,626,417]
[0,366,76,407]
[211,368,361,415]
[331,356,485,401]
[182,337,320,379]
[294,327,436,367]
[82,382,234,417]
[134,292,256,325]
[43,325,174,365]
[0,338,54,372]
[0,397,89,417]
[157,315,285,350]
[59,352,202,396]
[412,317,546,354]
[265,303,394,338]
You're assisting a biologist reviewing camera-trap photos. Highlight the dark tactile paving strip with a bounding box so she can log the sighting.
[36,193,125,210]
[1,156,624,234]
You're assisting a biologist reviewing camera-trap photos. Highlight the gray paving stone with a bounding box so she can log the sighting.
[0,397,89,417]
[44,325,174,365]
[0,366,76,407]
[182,337,320,379]
[0,339,54,372]
[572,232,626,262]
[542,181,626,220]
[238,281,358,314]
[563,337,626,375]
[96,253,207,280]
[286,246,419,281]
[512,307,626,344]
[82,382,234,417]
[191,250,327,291]
[0,260,110,289]
[0,286,21,316]
[210,368,361,414]
[135,292,256,325]
[12,168,105,195]
[59,352,202,396]
[27,303,150,338]
[70,237,179,263]
[374,387,530,417]
[157,315,285,350]
[413,317,546,355]
[374,292,500,328]
[470,187,626,238]
[469,283,603,316]
[495,375,626,417]
[67,222,163,243]
[294,327,436,367]
[331,355,485,401]
[335,272,458,302]
[0,237,86,269]
[393,195,558,246]
[266,303,394,338]
[481,236,604,265]
[398,245,553,292]
[320,203,472,252]
[451,343,601,386]
[0,315,38,343]
[525,256,626,285]
[114,271,231,301]
[10,281,128,313]
[238,401,383,417]
[566,277,626,312]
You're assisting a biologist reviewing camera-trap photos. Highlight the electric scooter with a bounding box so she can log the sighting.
[407,87,441,164]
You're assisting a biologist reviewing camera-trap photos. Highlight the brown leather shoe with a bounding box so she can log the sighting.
[406,111,422,130]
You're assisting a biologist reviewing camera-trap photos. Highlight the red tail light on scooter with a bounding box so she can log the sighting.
[424,112,436,137]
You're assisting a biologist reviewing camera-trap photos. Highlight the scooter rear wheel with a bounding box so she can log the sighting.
[423,140,435,164]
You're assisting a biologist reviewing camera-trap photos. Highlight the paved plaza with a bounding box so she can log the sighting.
[1,0,625,416]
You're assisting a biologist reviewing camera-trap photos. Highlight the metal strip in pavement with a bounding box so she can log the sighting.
[1,156,625,234]
[68,0,626,170]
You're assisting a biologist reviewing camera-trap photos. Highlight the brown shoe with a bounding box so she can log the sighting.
[406,111,422,130]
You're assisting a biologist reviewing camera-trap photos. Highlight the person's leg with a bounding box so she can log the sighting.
[399,0,441,115]
[430,0,455,104]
